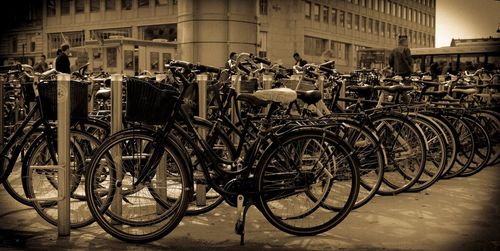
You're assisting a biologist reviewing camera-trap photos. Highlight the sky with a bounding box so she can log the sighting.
[435,0,500,47]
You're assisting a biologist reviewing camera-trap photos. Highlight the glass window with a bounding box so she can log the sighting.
[346,12,352,29]
[107,48,117,67]
[385,0,390,14]
[141,24,177,41]
[91,0,100,12]
[367,18,372,33]
[323,6,329,23]
[162,53,171,71]
[403,6,407,19]
[313,4,320,21]
[150,52,159,71]
[122,0,132,10]
[11,37,17,53]
[367,0,372,9]
[354,15,359,30]
[106,0,116,10]
[397,4,401,17]
[124,50,133,70]
[138,0,149,8]
[331,8,337,25]
[387,23,391,38]
[381,22,385,36]
[61,0,70,15]
[413,9,416,22]
[75,0,85,13]
[260,0,268,15]
[339,10,345,27]
[304,36,326,56]
[305,1,311,19]
[156,0,168,5]
[47,0,56,16]
[374,20,379,35]
[361,16,366,32]
[361,0,366,7]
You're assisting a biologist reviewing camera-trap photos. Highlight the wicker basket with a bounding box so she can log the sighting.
[125,78,180,125]
[38,80,88,121]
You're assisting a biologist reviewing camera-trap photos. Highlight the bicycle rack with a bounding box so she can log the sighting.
[195,73,208,207]
[27,74,71,236]
[110,74,124,220]
[0,75,4,146]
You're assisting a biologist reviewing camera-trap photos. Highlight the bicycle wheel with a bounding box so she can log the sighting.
[370,113,427,195]
[256,127,360,235]
[473,111,500,166]
[406,114,447,192]
[85,129,190,243]
[21,130,99,228]
[459,116,491,176]
[175,117,236,215]
[327,118,385,208]
[442,114,475,178]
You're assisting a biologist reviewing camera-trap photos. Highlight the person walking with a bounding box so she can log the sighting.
[55,43,71,74]
[33,54,49,73]
[389,35,413,77]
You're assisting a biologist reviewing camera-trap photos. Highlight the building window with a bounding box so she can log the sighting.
[47,31,85,57]
[374,0,378,11]
[403,6,407,19]
[91,27,132,40]
[346,12,352,29]
[313,4,320,21]
[11,37,18,53]
[172,0,177,5]
[361,16,366,32]
[354,15,359,30]
[381,22,385,36]
[397,4,401,17]
[122,0,132,10]
[385,0,389,14]
[412,9,416,22]
[331,8,337,25]
[75,0,85,13]
[367,0,372,9]
[138,0,149,8]
[106,0,116,10]
[124,50,134,70]
[339,11,345,27]
[155,0,168,5]
[304,36,327,56]
[162,53,171,71]
[150,52,159,71]
[140,24,177,41]
[393,25,397,38]
[61,0,70,15]
[367,18,372,33]
[374,20,379,35]
[387,23,391,38]
[260,0,268,15]
[418,11,422,24]
[107,48,117,67]
[392,2,396,16]
[91,0,100,12]
[305,1,311,19]
[323,6,329,23]
[361,0,366,7]
[431,16,434,27]
[47,0,56,16]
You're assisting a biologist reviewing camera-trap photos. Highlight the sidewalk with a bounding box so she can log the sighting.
[1,164,499,251]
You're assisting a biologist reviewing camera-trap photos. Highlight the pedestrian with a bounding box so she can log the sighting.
[293,52,308,67]
[225,52,237,69]
[430,61,440,81]
[55,44,71,74]
[389,35,413,77]
[33,54,49,73]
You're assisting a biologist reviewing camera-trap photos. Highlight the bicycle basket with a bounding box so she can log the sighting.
[125,78,180,125]
[38,80,89,121]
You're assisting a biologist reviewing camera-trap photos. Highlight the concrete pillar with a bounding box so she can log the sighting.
[177,0,258,67]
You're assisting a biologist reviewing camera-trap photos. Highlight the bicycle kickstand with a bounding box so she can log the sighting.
[234,194,250,246]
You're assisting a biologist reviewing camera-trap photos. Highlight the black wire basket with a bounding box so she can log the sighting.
[38,80,89,121]
[125,78,180,125]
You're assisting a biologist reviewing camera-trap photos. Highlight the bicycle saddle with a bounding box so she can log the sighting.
[96,88,111,100]
[374,85,414,93]
[253,88,297,104]
[451,88,477,95]
[296,90,322,104]
[347,85,374,97]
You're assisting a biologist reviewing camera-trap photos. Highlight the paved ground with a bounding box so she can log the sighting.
[0,164,499,251]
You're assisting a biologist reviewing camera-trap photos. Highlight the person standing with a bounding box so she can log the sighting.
[293,52,308,67]
[55,43,71,74]
[389,35,413,77]
[225,52,237,69]
[33,54,49,73]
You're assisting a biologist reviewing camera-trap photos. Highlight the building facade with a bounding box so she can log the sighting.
[0,0,435,73]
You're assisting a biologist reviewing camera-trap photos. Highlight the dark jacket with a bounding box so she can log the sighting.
[296,59,308,67]
[55,53,71,74]
[389,46,413,76]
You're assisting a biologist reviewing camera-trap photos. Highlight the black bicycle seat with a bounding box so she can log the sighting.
[296,90,322,105]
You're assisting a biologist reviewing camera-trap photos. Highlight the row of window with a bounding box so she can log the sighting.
[47,0,177,16]
[305,1,435,28]
[305,36,369,66]
[347,0,434,9]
